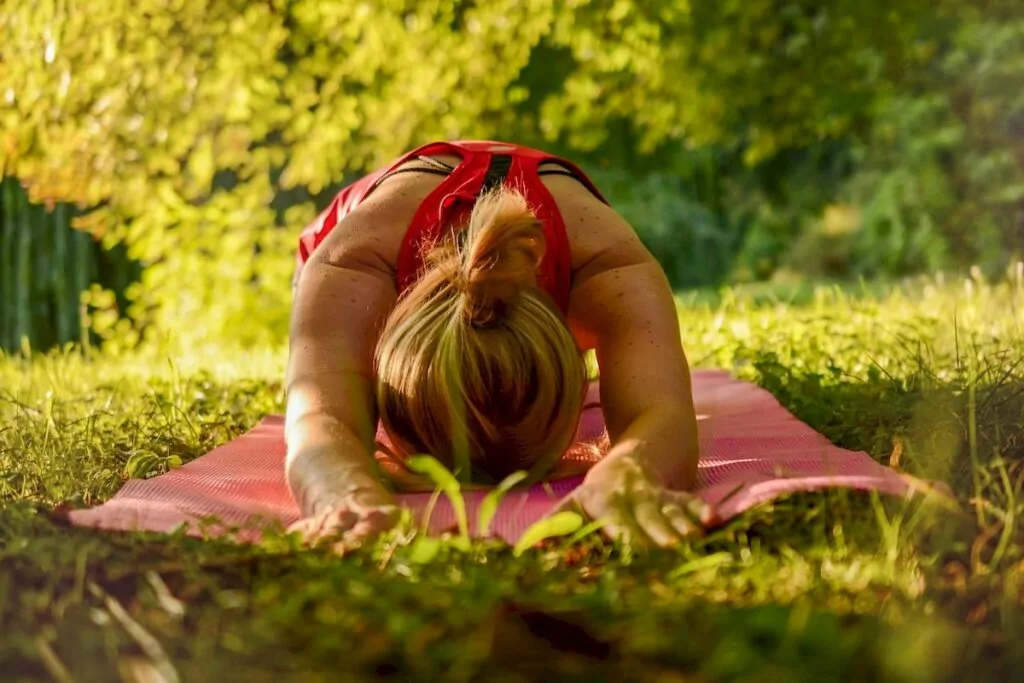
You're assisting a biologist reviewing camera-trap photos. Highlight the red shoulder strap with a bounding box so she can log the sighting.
[503,153,571,314]
[394,147,492,293]
[396,141,609,316]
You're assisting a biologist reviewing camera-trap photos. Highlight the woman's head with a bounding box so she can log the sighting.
[375,187,586,482]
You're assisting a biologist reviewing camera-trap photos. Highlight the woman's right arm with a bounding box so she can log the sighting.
[285,208,400,540]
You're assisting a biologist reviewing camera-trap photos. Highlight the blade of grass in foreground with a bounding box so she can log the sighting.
[513,511,584,557]
[406,455,469,546]
[478,471,528,537]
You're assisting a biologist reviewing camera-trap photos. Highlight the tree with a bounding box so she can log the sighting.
[0,0,939,348]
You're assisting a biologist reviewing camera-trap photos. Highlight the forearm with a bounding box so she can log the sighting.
[284,369,389,516]
[286,248,399,517]
[285,412,390,517]
[591,403,699,490]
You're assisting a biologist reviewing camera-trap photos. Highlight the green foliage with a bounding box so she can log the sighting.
[545,0,930,162]
[591,162,739,288]
[0,0,943,349]
[798,4,1024,280]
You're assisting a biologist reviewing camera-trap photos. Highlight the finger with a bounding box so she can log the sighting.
[297,525,332,546]
[326,515,390,552]
[662,491,717,526]
[340,519,391,546]
[632,500,682,548]
[662,506,702,539]
[307,511,359,546]
[341,507,402,542]
[358,511,400,536]
[597,520,636,546]
[687,498,717,526]
[324,508,360,533]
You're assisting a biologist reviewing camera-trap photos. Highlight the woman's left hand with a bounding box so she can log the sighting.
[550,455,717,547]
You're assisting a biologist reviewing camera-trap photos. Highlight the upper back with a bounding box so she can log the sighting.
[304,147,657,346]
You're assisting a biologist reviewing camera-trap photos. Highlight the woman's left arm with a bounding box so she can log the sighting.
[562,200,711,545]
[571,255,699,490]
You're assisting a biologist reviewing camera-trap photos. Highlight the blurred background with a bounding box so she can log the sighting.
[0,0,1021,353]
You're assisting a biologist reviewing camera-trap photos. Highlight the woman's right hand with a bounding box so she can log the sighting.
[288,489,400,550]
[287,463,401,550]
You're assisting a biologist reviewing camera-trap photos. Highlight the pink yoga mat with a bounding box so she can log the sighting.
[69,371,915,543]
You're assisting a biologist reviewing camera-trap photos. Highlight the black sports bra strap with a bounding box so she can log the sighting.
[537,161,605,202]
[477,154,513,197]
[373,165,451,188]
[416,155,458,172]
[537,169,580,178]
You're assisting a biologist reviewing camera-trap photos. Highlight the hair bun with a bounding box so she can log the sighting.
[457,188,546,327]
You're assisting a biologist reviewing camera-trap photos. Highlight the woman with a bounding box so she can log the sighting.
[285,141,711,549]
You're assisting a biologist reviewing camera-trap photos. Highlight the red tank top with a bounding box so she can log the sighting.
[295,141,608,314]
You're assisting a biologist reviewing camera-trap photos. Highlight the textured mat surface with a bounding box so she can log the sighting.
[69,371,913,542]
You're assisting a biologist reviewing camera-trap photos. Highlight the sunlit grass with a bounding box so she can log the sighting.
[1,266,1022,681]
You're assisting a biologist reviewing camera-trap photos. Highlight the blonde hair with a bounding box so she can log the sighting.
[375,187,587,483]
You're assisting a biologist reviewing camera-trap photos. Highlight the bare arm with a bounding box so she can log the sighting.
[285,210,399,517]
[286,166,456,539]
[567,206,699,491]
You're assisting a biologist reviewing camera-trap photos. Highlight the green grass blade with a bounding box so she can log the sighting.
[419,489,443,536]
[989,455,1017,569]
[968,351,984,528]
[405,455,469,541]
[513,511,584,557]
[477,470,528,538]
[407,537,441,564]
[563,518,607,546]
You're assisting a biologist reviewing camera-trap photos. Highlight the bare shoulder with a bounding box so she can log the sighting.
[539,171,658,285]
[310,164,453,276]
[539,169,672,351]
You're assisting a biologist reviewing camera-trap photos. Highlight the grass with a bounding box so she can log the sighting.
[2,266,1023,682]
